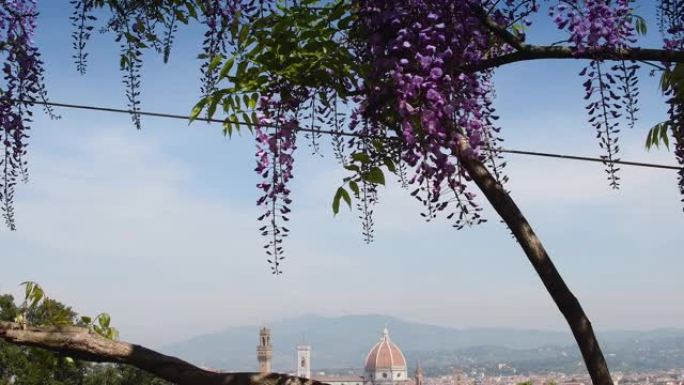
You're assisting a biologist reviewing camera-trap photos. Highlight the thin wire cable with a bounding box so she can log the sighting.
[500,149,680,170]
[21,98,683,171]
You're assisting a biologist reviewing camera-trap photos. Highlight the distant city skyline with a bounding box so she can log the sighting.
[162,313,684,373]
[1,1,683,349]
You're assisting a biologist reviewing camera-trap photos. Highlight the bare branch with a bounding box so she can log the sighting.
[466,45,684,72]
[0,321,326,385]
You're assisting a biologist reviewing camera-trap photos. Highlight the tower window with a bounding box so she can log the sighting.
[383,373,388,379]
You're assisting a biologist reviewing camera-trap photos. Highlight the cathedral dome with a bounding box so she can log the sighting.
[364,328,407,372]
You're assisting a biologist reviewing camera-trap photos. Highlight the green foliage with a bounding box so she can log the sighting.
[0,286,167,385]
[645,122,671,150]
[647,63,684,151]
[364,167,386,186]
[194,0,356,136]
[632,14,647,35]
[13,282,118,338]
[332,186,352,215]
[14,282,76,327]
[659,63,684,95]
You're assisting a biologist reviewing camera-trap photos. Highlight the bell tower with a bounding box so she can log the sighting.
[297,345,311,379]
[257,327,272,374]
[415,362,424,385]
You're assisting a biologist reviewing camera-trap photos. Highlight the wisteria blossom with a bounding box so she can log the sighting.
[1,0,683,272]
[0,0,45,230]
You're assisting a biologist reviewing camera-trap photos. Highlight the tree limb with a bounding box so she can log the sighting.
[455,141,613,385]
[470,4,525,51]
[466,45,684,72]
[0,321,324,385]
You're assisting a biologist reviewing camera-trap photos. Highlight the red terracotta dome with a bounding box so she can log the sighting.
[364,328,407,371]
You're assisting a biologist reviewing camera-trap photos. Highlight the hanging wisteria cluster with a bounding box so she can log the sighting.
[255,87,302,274]
[350,0,546,224]
[0,0,46,230]
[658,0,684,207]
[550,0,638,188]
[2,0,684,273]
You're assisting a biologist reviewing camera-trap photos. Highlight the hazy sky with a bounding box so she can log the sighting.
[1,2,682,348]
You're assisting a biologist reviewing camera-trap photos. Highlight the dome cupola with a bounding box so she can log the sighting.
[364,328,407,384]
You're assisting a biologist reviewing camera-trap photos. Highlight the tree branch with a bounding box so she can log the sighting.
[455,140,613,385]
[0,321,323,385]
[466,45,684,72]
[469,4,525,51]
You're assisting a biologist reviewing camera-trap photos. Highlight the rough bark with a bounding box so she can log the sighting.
[0,321,323,385]
[455,140,613,385]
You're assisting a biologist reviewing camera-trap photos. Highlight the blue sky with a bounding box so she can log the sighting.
[0,2,682,348]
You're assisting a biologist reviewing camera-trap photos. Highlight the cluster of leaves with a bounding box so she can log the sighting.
[193,0,365,271]
[650,63,684,209]
[0,292,90,385]
[0,285,168,385]
[655,0,684,210]
[15,281,118,339]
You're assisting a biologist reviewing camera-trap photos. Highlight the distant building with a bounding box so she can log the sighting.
[416,362,425,385]
[257,327,272,374]
[298,345,312,379]
[364,328,409,385]
[257,326,414,385]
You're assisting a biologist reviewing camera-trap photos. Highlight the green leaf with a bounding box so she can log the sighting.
[189,98,208,123]
[206,96,219,120]
[332,187,351,215]
[349,180,360,196]
[633,15,647,36]
[364,167,385,185]
[223,121,233,137]
[238,24,250,46]
[382,157,397,173]
[21,281,43,308]
[219,56,235,80]
[645,122,671,150]
[344,164,360,172]
[351,152,371,163]
[97,313,111,328]
[207,54,224,73]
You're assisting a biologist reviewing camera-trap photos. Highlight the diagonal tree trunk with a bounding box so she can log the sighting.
[456,140,613,385]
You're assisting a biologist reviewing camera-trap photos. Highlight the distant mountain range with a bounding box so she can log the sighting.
[162,314,684,374]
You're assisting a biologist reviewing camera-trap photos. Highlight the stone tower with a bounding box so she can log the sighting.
[296,345,311,379]
[257,327,272,374]
[415,362,424,385]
